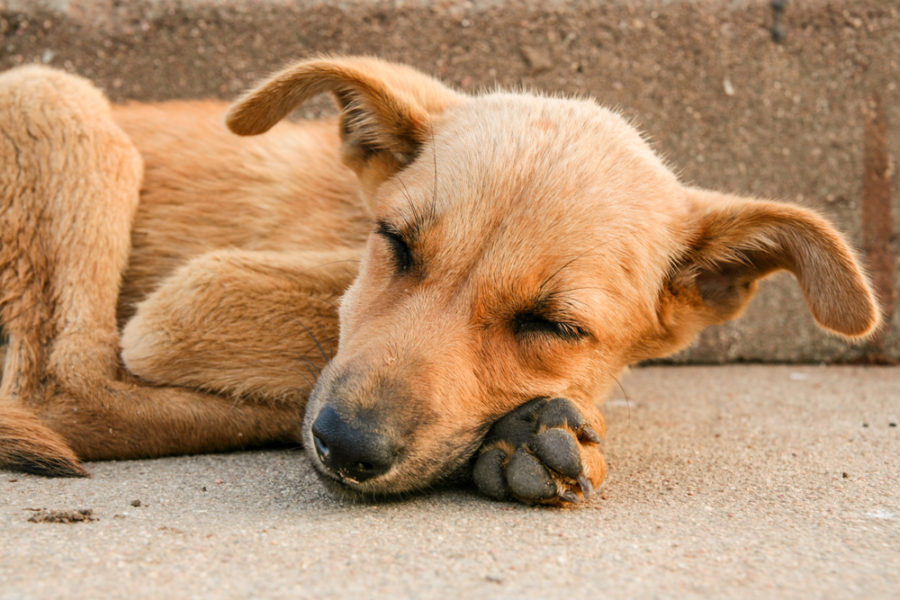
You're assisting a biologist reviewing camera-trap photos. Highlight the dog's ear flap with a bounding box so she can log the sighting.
[226,56,460,189]
[665,188,880,340]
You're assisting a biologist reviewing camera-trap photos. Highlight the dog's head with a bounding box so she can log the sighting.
[227,56,880,497]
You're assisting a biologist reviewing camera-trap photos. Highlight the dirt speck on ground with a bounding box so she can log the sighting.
[26,508,97,523]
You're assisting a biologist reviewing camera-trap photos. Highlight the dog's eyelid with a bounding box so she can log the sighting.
[375,219,400,236]
[512,311,588,342]
[375,220,414,273]
[375,219,420,243]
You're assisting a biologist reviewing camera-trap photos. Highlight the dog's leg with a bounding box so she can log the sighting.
[0,66,140,475]
[0,66,140,400]
[120,248,357,403]
[60,247,359,464]
[0,67,306,475]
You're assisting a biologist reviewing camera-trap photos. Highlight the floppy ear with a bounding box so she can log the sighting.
[659,188,880,351]
[226,56,461,193]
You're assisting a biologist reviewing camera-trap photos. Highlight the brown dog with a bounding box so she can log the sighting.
[0,56,879,505]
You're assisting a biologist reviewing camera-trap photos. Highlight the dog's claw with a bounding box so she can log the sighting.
[577,474,593,497]
[558,490,579,504]
[580,425,603,444]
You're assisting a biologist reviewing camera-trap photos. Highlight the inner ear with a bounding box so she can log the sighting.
[331,88,423,168]
[225,56,461,188]
[692,264,758,320]
[669,188,880,339]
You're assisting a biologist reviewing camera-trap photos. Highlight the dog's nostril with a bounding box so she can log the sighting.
[313,433,331,461]
[310,405,397,483]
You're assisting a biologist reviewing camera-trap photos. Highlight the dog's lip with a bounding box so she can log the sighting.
[307,447,378,490]
[317,465,363,487]
[309,466,366,499]
[308,458,410,503]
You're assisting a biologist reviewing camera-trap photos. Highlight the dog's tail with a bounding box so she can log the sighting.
[0,401,87,477]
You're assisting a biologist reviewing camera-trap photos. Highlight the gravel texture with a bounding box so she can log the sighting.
[2,365,898,599]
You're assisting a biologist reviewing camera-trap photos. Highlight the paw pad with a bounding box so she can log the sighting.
[473,396,606,506]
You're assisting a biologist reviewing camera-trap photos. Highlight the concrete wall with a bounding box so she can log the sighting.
[2,0,897,363]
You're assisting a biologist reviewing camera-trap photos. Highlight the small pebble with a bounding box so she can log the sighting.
[130,499,141,507]
[723,78,735,97]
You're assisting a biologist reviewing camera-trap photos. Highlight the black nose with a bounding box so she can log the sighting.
[311,405,396,482]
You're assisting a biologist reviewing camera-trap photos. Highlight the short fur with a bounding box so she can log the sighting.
[0,57,879,502]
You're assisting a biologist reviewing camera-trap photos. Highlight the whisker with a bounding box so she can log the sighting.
[611,373,633,428]
[538,241,614,296]
[227,364,318,409]
[311,258,361,269]
[323,335,339,356]
[392,170,430,239]
[394,171,415,207]
[429,124,439,220]
[298,355,322,380]
[294,317,330,365]
[543,286,607,297]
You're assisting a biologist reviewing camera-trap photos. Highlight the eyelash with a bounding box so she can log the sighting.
[513,312,587,341]
[375,222,413,273]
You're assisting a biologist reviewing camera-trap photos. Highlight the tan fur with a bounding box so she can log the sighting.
[0,57,880,499]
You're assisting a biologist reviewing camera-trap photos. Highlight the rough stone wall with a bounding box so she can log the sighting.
[1,0,897,362]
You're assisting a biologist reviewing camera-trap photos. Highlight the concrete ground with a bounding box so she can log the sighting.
[1,365,897,599]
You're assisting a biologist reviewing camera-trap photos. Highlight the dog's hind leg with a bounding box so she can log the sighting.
[0,66,140,397]
[0,68,312,475]
[0,66,140,475]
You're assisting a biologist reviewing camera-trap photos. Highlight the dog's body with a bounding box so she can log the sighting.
[0,57,879,505]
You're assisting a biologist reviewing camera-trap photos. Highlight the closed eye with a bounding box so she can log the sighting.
[375,221,413,273]
[513,312,587,341]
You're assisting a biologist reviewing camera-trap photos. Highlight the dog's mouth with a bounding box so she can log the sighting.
[309,439,390,490]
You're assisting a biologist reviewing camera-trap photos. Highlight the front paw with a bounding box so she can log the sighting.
[473,397,606,506]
